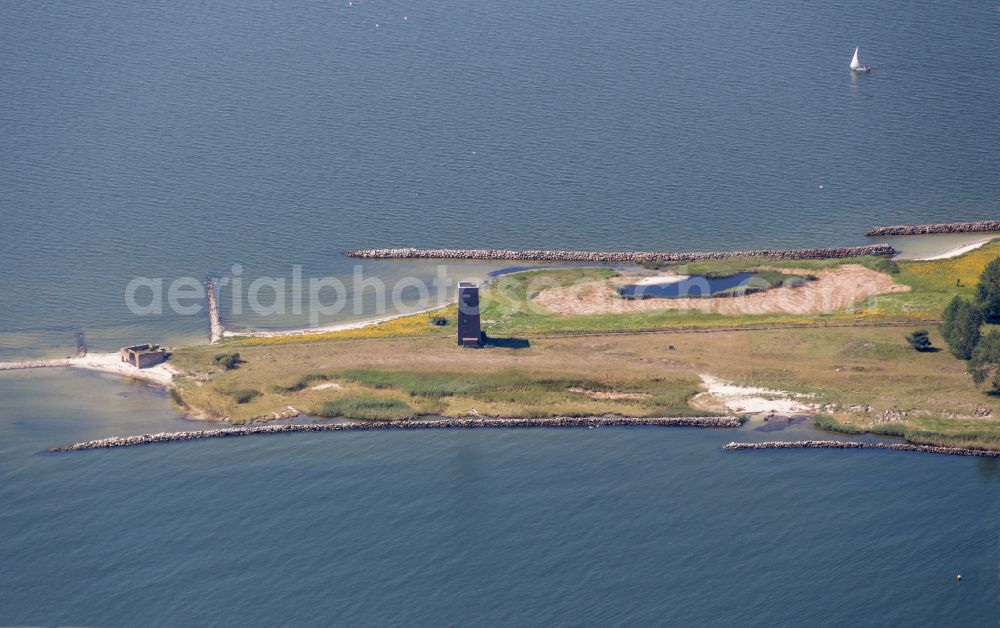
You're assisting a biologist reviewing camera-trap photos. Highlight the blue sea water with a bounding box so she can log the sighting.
[2,1,1000,624]
[2,0,999,356]
[1,370,998,626]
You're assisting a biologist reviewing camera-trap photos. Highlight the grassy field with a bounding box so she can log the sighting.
[220,241,1000,346]
[168,240,1000,449]
[170,325,1000,448]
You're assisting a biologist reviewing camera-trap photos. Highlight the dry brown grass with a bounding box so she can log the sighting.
[170,325,1000,447]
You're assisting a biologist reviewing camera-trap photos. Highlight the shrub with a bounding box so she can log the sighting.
[270,373,329,394]
[939,296,983,359]
[813,414,866,435]
[969,330,1000,393]
[975,257,1000,322]
[429,316,448,326]
[905,330,933,352]
[232,389,261,404]
[874,258,900,275]
[213,352,243,370]
[168,388,185,407]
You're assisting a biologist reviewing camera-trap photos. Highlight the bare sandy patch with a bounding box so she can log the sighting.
[693,374,816,415]
[533,264,909,316]
[567,386,651,400]
[311,383,342,391]
[69,353,177,387]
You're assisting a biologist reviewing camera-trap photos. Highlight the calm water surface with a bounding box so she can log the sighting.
[0,371,997,626]
[2,1,1000,624]
[1,0,999,356]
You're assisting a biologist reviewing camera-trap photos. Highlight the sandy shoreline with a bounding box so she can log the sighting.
[913,238,993,261]
[0,353,176,387]
[221,302,451,339]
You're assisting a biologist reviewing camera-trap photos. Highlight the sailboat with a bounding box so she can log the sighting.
[850,46,872,73]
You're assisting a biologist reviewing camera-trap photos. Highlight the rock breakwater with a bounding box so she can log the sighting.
[345,245,894,264]
[51,416,743,452]
[724,440,1000,457]
[206,278,223,344]
[865,221,1000,237]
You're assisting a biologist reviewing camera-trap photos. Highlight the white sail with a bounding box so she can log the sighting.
[850,47,862,70]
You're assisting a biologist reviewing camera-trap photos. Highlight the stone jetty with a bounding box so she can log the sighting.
[0,359,73,371]
[206,278,223,344]
[723,440,1000,457]
[344,245,895,264]
[865,221,1000,237]
[50,416,743,452]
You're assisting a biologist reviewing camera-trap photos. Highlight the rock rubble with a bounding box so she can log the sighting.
[865,221,1000,237]
[723,440,999,457]
[344,245,895,263]
[51,416,743,452]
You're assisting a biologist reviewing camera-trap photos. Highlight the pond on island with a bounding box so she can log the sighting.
[620,272,759,299]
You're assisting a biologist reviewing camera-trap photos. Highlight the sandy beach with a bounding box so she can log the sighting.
[914,238,993,261]
[0,353,177,387]
[221,302,451,339]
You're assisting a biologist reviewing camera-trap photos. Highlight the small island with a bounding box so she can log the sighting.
[139,235,1000,454]
[9,228,1000,454]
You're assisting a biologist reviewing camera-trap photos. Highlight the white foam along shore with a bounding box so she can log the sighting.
[0,353,177,387]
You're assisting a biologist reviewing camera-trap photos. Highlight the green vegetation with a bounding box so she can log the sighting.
[316,396,415,421]
[940,296,983,359]
[970,331,1000,394]
[270,373,330,394]
[813,414,866,434]
[168,387,185,407]
[975,257,1000,322]
[875,258,900,275]
[905,330,933,352]
[233,389,261,404]
[165,240,1000,449]
[429,315,448,326]
[169,323,1000,449]
[213,352,243,370]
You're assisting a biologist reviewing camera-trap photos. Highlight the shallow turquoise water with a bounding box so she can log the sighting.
[0,370,997,625]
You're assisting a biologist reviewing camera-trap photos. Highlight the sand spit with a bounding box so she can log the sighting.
[345,245,894,263]
[220,303,450,339]
[865,221,1000,237]
[0,353,176,387]
[724,440,1000,457]
[534,264,908,316]
[915,239,993,261]
[50,416,744,452]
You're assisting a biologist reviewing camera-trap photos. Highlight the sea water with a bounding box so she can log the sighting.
[0,370,997,625]
[2,1,999,624]
[1,0,999,356]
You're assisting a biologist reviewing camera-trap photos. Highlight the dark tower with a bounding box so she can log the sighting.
[457,282,481,347]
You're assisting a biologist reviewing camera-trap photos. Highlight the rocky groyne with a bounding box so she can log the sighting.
[865,221,1000,237]
[345,245,895,264]
[206,278,223,344]
[724,440,1000,457]
[0,359,72,371]
[50,416,743,452]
